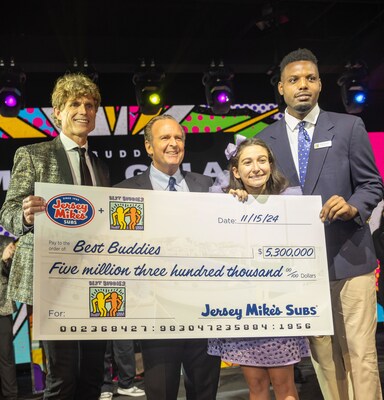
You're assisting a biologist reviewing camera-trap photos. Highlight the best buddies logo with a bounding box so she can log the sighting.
[46,194,95,227]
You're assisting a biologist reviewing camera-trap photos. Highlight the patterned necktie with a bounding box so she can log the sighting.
[75,147,93,186]
[298,121,311,187]
[168,176,177,191]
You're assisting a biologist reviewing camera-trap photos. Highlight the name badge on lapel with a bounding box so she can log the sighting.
[314,140,332,149]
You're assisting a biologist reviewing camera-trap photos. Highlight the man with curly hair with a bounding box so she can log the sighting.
[0,73,110,399]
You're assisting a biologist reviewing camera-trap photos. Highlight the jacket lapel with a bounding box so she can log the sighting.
[183,171,212,192]
[52,138,110,187]
[89,151,110,187]
[184,172,202,192]
[135,168,153,189]
[303,111,335,194]
[52,137,74,184]
[267,119,300,187]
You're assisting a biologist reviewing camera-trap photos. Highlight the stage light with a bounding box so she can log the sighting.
[0,88,22,117]
[133,60,165,115]
[4,93,18,107]
[215,90,230,104]
[210,84,232,113]
[149,92,161,105]
[203,61,234,115]
[353,90,366,104]
[337,61,368,114]
[0,60,26,118]
[254,2,289,31]
[66,58,99,83]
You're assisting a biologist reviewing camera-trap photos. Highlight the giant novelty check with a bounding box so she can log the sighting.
[33,182,333,340]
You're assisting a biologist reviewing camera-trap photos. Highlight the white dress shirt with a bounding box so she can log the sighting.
[60,132,96,185]
[148,164,190,192]
[284,104,320,177]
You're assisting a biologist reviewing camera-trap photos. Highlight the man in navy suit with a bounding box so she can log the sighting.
[258,48,383,399]
[115,114,221,400]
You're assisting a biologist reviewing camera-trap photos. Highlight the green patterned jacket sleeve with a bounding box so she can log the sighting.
[0,146,36,236]
[0,140,66,304]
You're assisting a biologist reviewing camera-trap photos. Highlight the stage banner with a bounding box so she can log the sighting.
[33,182,333,340]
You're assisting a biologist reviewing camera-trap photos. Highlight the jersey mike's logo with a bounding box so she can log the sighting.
[46,194,95,227]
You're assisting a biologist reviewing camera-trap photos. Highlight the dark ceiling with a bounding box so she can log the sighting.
[4,0,384,71]
[2,0,384,107]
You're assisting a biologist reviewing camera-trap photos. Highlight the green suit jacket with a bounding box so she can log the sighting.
[0,136,110,304]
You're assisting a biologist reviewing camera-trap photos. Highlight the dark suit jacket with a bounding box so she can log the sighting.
[115,167,219,400]
[0,136,110,304]
[115,167,213,193]
[258,110,384,280]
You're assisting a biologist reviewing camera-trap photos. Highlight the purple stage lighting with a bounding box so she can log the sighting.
[210,85,233,114]
[0,68,26,117]
[4,94,18,107]
[0,87,23,117]
[216,91,230,104]
[203,62,234,115]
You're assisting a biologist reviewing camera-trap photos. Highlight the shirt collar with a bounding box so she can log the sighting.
[60,132,89,151]
[149,164,183,189]
[284,104,320,130]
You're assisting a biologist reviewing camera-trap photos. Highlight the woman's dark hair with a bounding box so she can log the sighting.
[226,137,288,194]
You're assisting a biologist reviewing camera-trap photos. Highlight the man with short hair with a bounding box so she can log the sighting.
[0,73,110,400]
[115,114,221,400]
[258,48,383,399]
